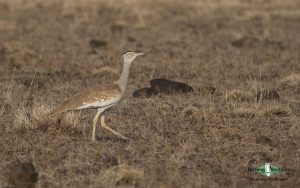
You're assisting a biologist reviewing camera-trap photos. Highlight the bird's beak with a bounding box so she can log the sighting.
[137,52,145,56]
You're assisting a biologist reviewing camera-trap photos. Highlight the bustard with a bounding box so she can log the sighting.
[49,52,144,141]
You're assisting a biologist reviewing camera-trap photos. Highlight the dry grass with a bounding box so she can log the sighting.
[13,108,33,130]
[280,74,300,88]
[225,89,253,102]
[32,104,52,124]
[13,104,81,136]
[91,66,119,76]
[231,107,256,118]
[0,0,300,187]
[231,104,293,119]
[100,164,144,187]
[259,104,293,117]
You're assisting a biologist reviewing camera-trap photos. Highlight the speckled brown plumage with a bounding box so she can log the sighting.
[48,51,144,141]
[50,84,122,116]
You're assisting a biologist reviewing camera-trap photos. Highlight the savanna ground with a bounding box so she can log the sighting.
[0,0,300,187]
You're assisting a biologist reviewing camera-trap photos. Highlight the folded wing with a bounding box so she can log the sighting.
[49,84,122,116]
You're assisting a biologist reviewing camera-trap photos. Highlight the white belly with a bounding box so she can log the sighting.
[75,97,121,110]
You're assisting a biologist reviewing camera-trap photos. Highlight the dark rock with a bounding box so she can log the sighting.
[150,78,193,94]
[231,38,245,48]
[0,42,5,62]
[89,39,107,48]
[133,87,158,98]
[256,89,280,101]
[127,36,136,42]
[89,39,107,53]
[8,162,38,188]
[231,36,260,48]
[231,37,258,48]
[111,24,124,33]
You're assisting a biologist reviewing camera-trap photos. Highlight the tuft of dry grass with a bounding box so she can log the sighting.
[100,164,144,187]
[13,104,81,136]
[13,108,34,130]
[259,104,292,117]
[32,103,53,125]
[225,89,253,102]
[61,111,80,127]
[279,74,300,88]
[91,66,119,76]
[38,110,82,137]
[231,103,293,118]
[13,104,53,131]
[231,107,256,118]
[181,105,200,117]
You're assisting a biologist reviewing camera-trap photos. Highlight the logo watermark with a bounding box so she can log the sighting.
[247,163,291,181]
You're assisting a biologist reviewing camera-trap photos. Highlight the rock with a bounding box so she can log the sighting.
[127,36,136,42]
[8,162,38,188]
[89,39,107,53]
[150,78,193,94]
[231,38,245,48]
[231,37,256,48]
[89,39,107,48]
[133,87,158,98]
[0,42,5,62]
[111,24,124,33]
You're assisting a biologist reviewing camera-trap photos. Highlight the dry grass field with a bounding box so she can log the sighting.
[0,0,300,187]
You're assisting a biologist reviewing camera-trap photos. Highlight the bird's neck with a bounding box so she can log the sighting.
[116,61,131,93]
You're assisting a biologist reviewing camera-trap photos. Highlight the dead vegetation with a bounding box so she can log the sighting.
[280,74,300,89]
[231,104,293,119]
[259,104,293,117]
[231,107,256,118]
[0,0,300,187]
[100,164,145,187]
[13,104,81,136]
[225,89,253,102]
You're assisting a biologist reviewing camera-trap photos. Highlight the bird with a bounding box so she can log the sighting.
[49,51,144,141]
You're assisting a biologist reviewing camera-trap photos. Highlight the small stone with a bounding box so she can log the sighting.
[133,87,158,98]
[89,39,107,48]
[8,162,38,188]
[89,39,107,53]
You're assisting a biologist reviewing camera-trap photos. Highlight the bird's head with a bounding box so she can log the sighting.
[122,51,144,64]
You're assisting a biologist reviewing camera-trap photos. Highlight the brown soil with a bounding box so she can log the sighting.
[0,0,300,187]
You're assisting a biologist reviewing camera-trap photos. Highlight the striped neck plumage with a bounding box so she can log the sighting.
[116,59,132,93]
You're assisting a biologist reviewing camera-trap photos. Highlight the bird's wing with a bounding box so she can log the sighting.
[49,84,122,116]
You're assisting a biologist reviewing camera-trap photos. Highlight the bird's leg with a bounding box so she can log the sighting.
[100,115,129,140]
[92,109,102,141]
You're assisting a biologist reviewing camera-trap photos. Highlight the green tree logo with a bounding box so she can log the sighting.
[256,163,283,177]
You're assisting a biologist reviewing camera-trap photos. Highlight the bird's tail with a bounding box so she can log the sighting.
[48,107,65,118]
